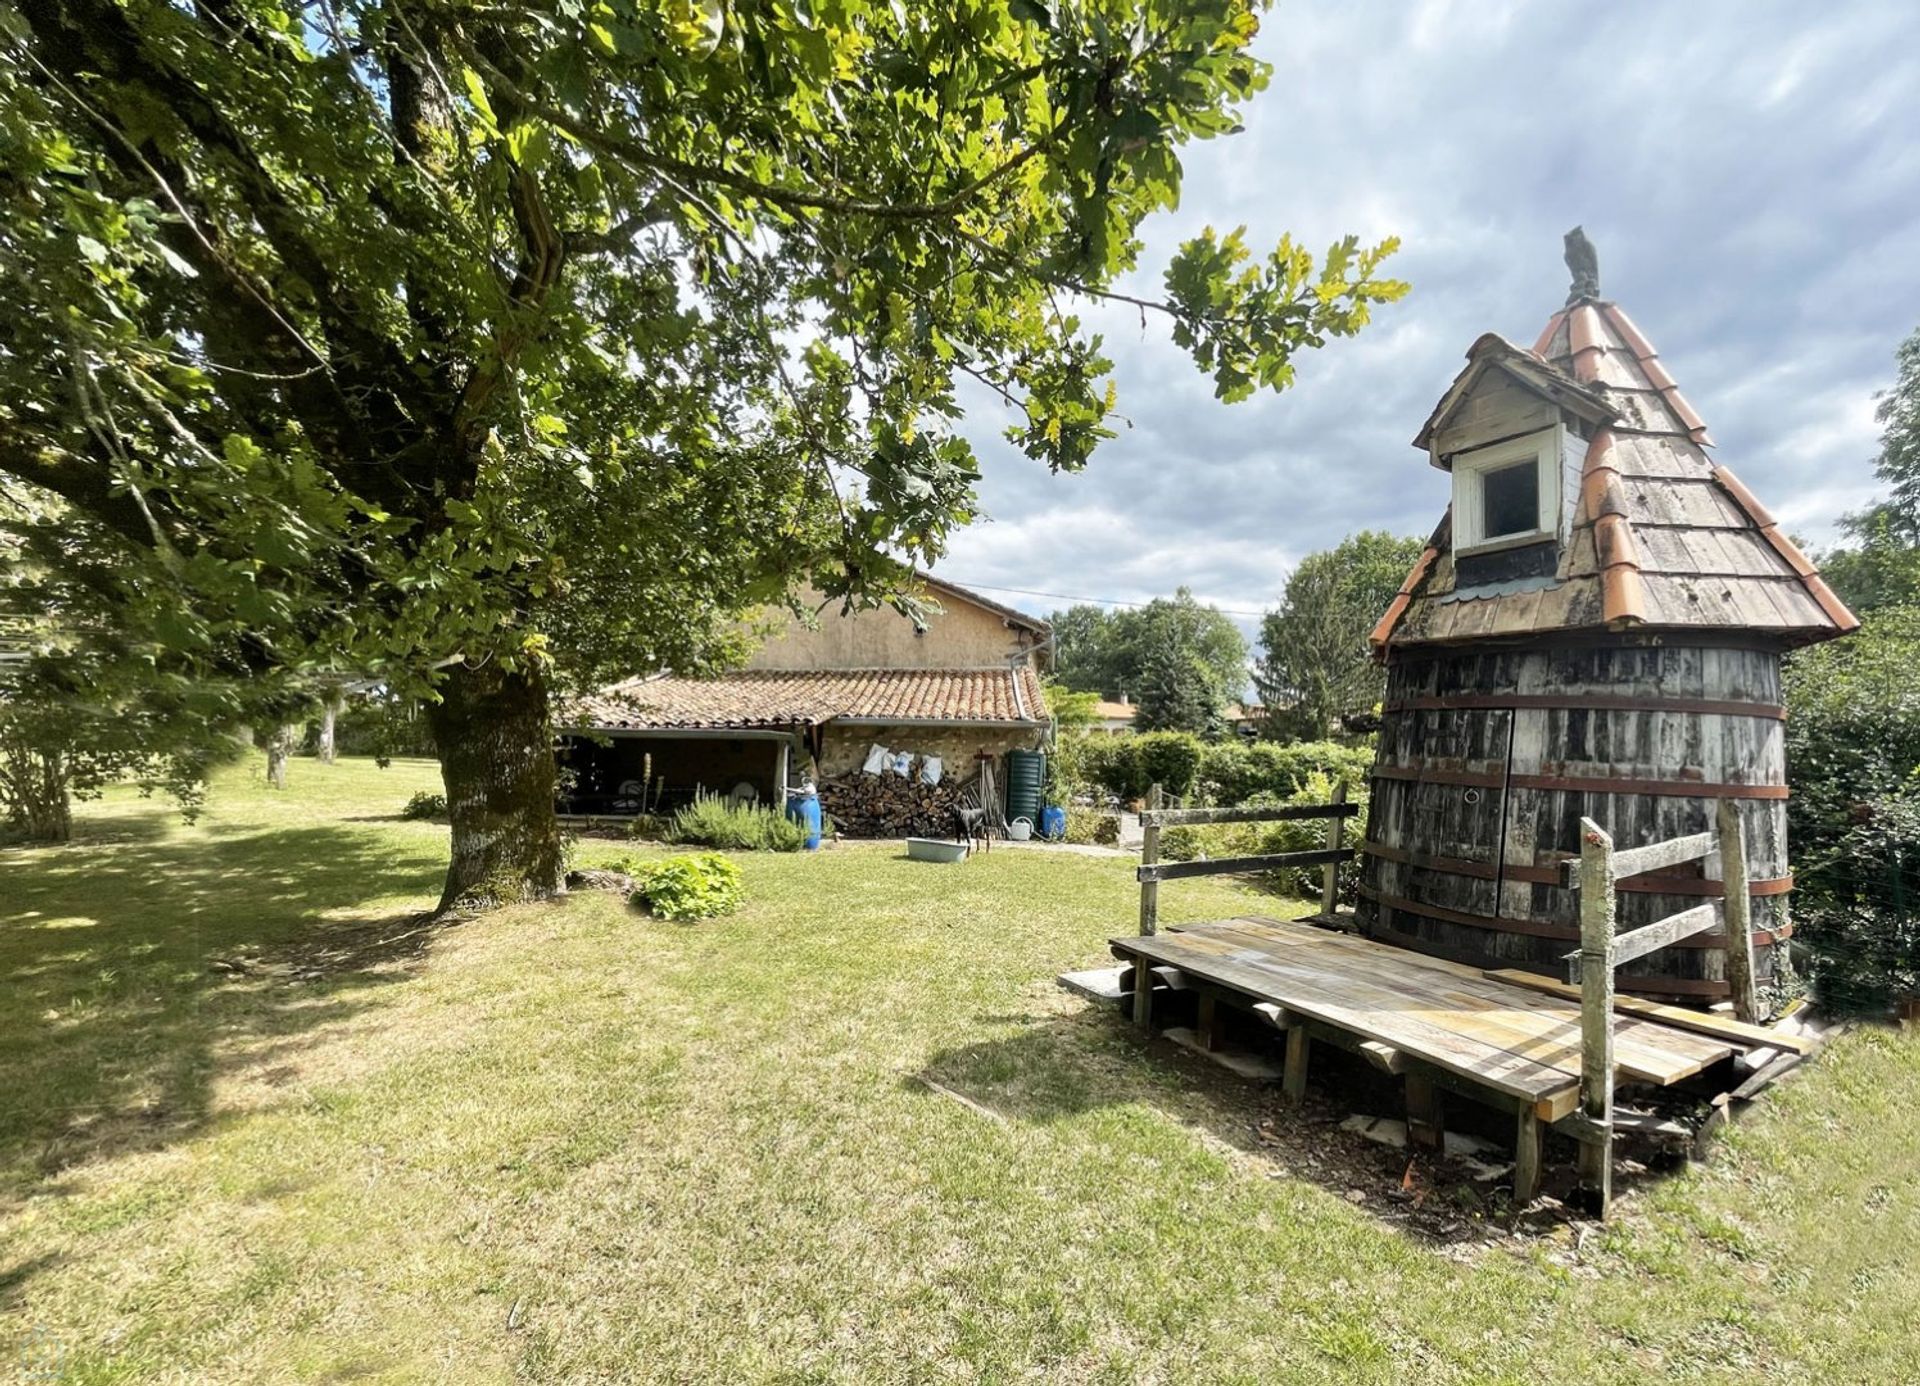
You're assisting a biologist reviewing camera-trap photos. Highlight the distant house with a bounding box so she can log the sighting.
[559,577,1051,815]
[1089,695,1136,735]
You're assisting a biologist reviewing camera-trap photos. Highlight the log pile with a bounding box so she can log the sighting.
[819,770,968,838]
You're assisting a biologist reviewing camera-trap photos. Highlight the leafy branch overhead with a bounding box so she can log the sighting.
[0,0,1405,905]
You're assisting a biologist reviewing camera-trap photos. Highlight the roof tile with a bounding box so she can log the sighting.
[568,667,1047,730]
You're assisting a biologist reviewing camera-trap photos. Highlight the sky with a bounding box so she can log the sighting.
[934,0,1920,647]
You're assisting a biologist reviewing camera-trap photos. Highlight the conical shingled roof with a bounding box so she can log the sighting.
[1370,294,1859,651]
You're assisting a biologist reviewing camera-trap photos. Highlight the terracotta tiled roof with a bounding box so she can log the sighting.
[567,666,1048,730]
[1373,291,1859,652]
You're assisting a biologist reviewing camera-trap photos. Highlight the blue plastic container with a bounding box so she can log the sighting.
[785,789,823,850]
[1039,804,1068,842]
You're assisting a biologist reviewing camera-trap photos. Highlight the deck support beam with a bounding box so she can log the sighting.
[1514,1108,1543,1203]
[1130,955,1154,1029]
[1282,1026,1309,1104]
[1406,1073,1445,1151]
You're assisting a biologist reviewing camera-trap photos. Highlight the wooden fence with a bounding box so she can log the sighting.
[1564,800,1757,1214]
[1132,781,1358,1025]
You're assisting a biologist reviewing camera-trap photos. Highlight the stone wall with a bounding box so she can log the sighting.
[817,724,1043,781]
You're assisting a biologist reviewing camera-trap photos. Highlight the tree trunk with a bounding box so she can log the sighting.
[426,660,564,914]
[265,724,295,789]
[318,695,339,765]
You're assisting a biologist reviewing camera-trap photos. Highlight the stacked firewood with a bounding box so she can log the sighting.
[818,770,968,838]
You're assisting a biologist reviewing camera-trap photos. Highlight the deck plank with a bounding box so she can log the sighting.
[1110,917,1734,1109]
[1195,919,1730,1083]
[1111,931,1579,1107]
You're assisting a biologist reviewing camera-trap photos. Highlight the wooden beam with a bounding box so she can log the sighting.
[1196,992,1221,1052]
[1251,1001,1295,1030]
[1136,783,1162,945]
[1514,1107,1543,1203]
[1282,1026,1310,1104]
[1136,848,1352,884]
[1130,955,1154,1029]
[1406,1073,1445,1151]
[1575,816,1616,1218]
[1359,1040,1406,1075]
[1140,801,1361,829]
[1718,799,1760,1024]
[1485,971,1814,1055]
[1149,965,1192,992]
[1565,902,1720,980]
[1321,780,1348,918]
[1559,831,1714,888]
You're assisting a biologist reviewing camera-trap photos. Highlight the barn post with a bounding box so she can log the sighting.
[1320,779,1348,919]
[1575,816,1617,1217]
[1716,798,1760,1024]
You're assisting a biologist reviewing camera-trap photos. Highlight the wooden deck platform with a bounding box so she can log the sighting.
[1102,915,1807,1202]
[1112,916,1741,1120]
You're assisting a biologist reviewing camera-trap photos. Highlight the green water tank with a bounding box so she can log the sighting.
[1005,749,1046,829]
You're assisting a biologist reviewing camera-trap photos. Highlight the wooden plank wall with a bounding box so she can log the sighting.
[1358,641,1789,1000]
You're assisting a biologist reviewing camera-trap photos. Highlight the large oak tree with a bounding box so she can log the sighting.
[0,0,1404,910]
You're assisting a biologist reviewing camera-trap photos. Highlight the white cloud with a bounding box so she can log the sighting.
[940,0,1920,638]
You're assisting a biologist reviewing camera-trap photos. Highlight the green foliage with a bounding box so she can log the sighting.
[1194,739,1374,805]
[1159,770,1363,899]
[1785,604,1920,1009]
[399,791,449,822]
[0,0,1401,898]
[1839,324,1920,548]
[1063,806,1121,846]
[1794,790,1920,1014]
[1255,531,1425,738]
[1043,683,1101,736]
[667,794,806,852]
[1077,731,1201,800]
[625,852,745,922]
[1048,591,1249,733]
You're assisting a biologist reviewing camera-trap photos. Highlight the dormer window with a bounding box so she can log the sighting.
[1453,426,1562,554]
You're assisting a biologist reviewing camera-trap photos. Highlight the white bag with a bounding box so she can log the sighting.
[862,743,890,775]
[889,750,913,777]
[921,755,943,786]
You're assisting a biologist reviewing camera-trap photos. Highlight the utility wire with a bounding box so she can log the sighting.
[941,577,1273,619]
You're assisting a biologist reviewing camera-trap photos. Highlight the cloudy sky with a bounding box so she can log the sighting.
[936,0,1920,645]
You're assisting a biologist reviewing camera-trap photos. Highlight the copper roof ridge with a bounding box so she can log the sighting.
[1709,464,1861,632]
[1370,537,1443,651]
[1576,428,1647,626]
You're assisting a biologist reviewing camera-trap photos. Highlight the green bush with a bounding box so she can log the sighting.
[1196,739,1373,805]
[626,852,745,921]
[1158,770,1364,899]
[399,790,447,821]
[1063,806,1120,846]
[1794,790,1920,1014]
[1135,731,1203,799]
[666,794,806,851]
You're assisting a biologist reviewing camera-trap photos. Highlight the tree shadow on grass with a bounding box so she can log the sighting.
[915,1001,1611,1244]
[0,822,448,1214]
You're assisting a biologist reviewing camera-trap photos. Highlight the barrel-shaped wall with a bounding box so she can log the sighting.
[1357,642,1789,1000]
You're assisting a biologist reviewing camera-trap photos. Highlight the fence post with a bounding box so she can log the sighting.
[1716,798,1760,1024]
[1320,780,1348,919]
[1576,816,1616,1218]
[1132,783,1163,1028]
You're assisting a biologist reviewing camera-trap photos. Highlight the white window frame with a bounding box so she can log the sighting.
[1452,425,1563,555]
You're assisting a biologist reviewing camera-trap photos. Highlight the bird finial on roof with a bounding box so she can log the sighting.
[1564,226,1600,304]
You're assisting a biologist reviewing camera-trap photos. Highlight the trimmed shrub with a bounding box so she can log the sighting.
[626,852,745,921]
[399,790,447,821]
[666,794,806,851]
[1134,731,1203,799]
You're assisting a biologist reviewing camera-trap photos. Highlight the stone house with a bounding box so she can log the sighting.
[558,576,1051,817]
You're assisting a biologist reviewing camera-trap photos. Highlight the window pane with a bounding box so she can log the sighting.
[1482,459,1539,538]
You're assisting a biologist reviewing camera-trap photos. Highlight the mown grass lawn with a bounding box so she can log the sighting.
[3,757,1916,1382]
